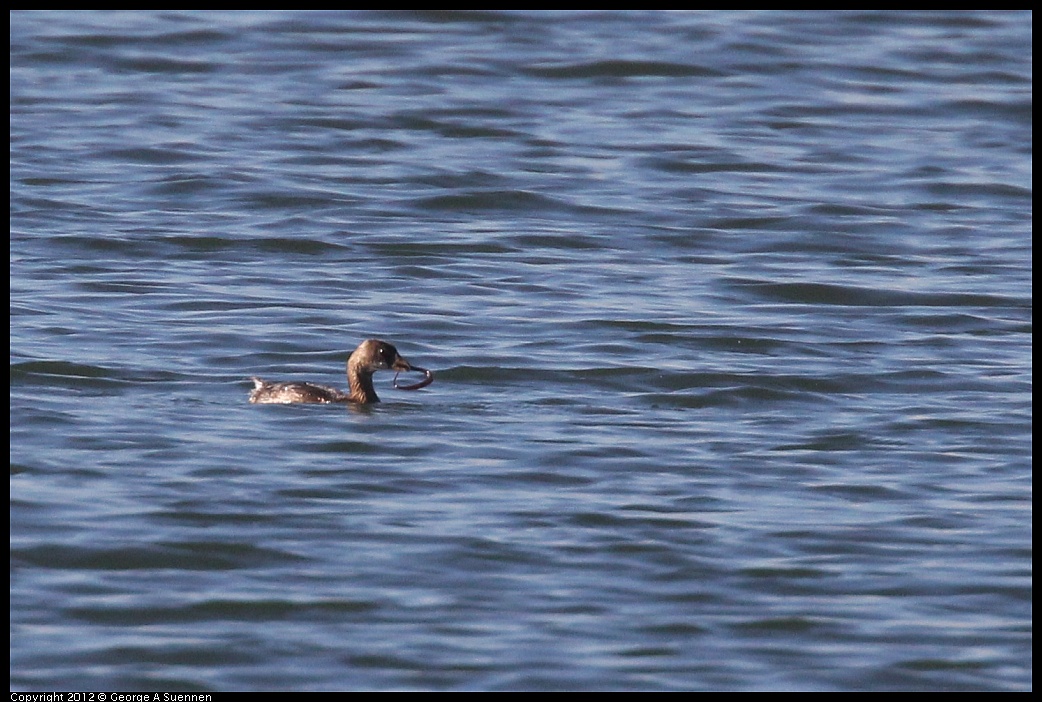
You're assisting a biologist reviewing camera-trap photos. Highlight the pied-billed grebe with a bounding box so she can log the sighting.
[249,339,433,405]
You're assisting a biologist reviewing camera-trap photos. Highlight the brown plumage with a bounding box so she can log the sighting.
[249,339,425,405]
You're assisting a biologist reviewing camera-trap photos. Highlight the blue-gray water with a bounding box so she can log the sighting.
[9,10,1031,691]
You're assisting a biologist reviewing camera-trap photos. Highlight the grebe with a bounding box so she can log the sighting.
[249,339,433,405]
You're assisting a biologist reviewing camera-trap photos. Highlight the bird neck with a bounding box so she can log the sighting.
[347,358,380,403]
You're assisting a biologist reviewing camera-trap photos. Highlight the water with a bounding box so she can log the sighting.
[9,10,1031,691]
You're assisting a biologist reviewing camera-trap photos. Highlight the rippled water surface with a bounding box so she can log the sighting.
[10,10,1031,691]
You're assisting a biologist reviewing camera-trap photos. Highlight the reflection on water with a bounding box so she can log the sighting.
[10,10,1031,692]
